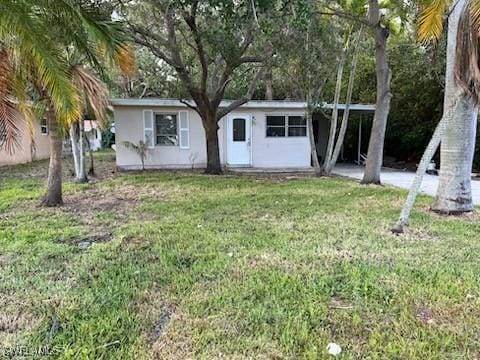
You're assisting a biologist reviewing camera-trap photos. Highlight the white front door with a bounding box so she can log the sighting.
[227,114,251,166]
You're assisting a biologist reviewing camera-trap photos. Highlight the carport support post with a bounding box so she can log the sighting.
[358,117,362,166]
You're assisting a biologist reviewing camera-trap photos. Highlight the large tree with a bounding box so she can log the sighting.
[117,0,273,174]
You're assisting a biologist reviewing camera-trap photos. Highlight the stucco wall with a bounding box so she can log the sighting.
[0,116,50,166]
[114,105,311,169]
[115,106,220,169]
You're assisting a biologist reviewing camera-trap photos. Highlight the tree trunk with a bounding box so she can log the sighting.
[76,120,88,182]
[432,0,477,214]
[42,108,63,207]
[69,123,80,177]
[307,109,321,175]
[325,27,363,175]
[204,118,222,174]
[362,0,392,184]
[323,51,346,172]
[392,98,460,233]
[85,132,95,176]
[265,67,273,100]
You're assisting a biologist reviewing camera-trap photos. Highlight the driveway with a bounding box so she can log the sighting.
[333,164,480,205]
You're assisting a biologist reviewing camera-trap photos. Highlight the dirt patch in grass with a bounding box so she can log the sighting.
[415,306,436,326]
[150,312,194,360]
[0,295,38,346]
[63,186,139,220]
[133,288,194,359]
[59,182,169,248]
[388,226,439,242]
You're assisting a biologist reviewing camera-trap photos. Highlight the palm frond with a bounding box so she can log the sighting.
[0,50,21,154]
[71,66,110,128]
[115,45,136,77]
[0,0,81,125]
[470,0,480,34]
[418,0,450,43]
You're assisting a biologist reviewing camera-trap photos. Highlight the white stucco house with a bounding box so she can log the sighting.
[111,98,374,170]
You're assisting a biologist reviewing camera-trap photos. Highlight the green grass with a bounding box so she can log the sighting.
[1,155,480,359]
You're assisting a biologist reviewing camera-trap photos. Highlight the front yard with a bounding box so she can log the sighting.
[1,153,480,359]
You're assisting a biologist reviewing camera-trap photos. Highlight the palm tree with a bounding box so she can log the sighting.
[420,0,479,214]
[393,0,480,231]
[0,0,133,206]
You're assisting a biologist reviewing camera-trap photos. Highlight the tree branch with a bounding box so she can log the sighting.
[318,6,371,27]
[182,1,209,104]
[217,65,267,119]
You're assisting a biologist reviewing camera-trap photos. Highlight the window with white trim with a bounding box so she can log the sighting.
[40,118,48,135]
[155,113,178,145]
[266,115,306,137]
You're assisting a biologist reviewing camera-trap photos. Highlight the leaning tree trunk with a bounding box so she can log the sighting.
[307,108,321,175]
[392,97,460,233]
[362,0,392,184]
[42,108,63,206]
[432,0,477,214]
[204,117,222,174]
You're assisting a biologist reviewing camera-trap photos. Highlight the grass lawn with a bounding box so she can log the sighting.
[1,151,480,359]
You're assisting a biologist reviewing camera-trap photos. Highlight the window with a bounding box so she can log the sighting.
[288,116,307,137]
[266,116,286,137]
[232,118,246,141]
[155,114,178,145]
[266,115,306,137]
[40,118,48,135]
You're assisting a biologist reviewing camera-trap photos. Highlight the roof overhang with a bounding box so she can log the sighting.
[110,98,375,112]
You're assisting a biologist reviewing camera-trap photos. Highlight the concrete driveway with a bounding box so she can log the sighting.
[333,164,480,205]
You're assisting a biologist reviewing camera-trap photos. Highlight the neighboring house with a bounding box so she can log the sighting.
[0,114,50,166]
[111,98,374,170]
[84,120,102,151]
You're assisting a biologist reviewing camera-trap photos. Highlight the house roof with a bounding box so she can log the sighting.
[110,98,375,112]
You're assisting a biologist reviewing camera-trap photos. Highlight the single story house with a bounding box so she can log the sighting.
[0,114,50,167]
[111,98,375,170]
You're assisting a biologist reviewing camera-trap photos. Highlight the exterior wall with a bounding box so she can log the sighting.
[115,106,223,169]
[32,120,50,161]
[223,109,310,168]
[0,116,50,166]
[114,105,311,169]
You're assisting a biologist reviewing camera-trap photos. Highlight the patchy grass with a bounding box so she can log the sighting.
[1,152,480,359]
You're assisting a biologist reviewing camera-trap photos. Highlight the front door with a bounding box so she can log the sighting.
[227,114,251,166]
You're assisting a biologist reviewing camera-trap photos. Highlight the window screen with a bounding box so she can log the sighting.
[287,116,307,136]
[266,116,286,137]
[155,114,178,145]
